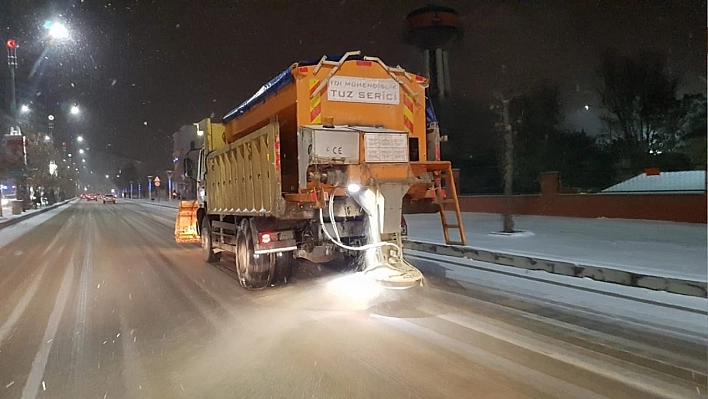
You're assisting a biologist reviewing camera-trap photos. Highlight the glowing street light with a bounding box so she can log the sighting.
[20,104,30,113]
[46,21,70,40]
[105,175,110,179]
[70,104,80,115]
[79,149,85,154]
[77,135,84,142]
[194,123,204,136]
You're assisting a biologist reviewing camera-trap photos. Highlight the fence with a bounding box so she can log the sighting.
[453,172,707,224]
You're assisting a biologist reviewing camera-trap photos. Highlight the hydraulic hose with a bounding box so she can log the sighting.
[318,198,399,253]
[328,192,343,243]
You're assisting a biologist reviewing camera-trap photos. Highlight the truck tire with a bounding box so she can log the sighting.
[235,219,274,289]
[273,251,294,284]
[201,218,220,263]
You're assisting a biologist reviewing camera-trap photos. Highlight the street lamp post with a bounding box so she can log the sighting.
[129,181,134,199]
[6,38,18,118]
[166,170,174,202]
[147,175,153,200]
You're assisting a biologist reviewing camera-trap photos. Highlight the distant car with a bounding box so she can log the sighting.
[86,194,97,201]
[103,194,116,204]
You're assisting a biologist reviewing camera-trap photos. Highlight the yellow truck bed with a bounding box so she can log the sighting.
[205,121,286,217]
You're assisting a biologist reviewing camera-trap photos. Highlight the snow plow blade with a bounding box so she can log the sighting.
[175,200,201,244]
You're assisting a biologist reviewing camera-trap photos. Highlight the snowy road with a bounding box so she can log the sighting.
[0,201,705,398]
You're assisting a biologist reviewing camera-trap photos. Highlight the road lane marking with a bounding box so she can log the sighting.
[21,257,75,399]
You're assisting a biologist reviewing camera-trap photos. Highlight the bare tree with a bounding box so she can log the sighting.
[492,86,530,233]
[499,96,515,233]
[598,51,679,151]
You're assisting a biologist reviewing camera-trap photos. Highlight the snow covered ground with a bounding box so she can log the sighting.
[0,200,77,251]
[406,212,707,281]
[127,198,179,208]
[0,204,51,224]
[134,200,708,335]
[132,200,706,282]
[407,250,707,337]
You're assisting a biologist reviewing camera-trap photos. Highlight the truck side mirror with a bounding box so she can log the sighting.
[183,158,194,178]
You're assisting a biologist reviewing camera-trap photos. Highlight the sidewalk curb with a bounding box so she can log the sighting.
[403,240,707,298]
[0,199,76,231]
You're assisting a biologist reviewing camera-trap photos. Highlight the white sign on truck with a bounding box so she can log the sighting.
[364,133,408,163]
[328,76,399,105]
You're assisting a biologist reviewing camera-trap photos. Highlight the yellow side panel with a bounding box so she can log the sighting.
[205,121,286,216]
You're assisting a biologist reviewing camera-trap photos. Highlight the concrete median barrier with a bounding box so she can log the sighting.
[403,240,707,298]
[0,199,76,231]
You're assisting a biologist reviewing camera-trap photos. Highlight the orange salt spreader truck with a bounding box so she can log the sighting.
[176,51,466,290]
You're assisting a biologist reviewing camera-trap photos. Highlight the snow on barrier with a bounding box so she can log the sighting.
[403,240,707,298]
[0,199,75,231]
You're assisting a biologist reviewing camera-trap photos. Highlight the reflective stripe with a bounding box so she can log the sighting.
[254,246,297,255]
[403,93,414,134]
[309,79,322,123]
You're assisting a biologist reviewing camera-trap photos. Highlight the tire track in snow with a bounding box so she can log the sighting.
[20,254,75,399]
[69,210,93,395]
[0,214,76,346]
[0,262,50,346]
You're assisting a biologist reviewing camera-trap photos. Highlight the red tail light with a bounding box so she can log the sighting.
[356,61,373,67]
[259,233,272,244]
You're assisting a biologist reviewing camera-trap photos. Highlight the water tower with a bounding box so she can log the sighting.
[405,5,463,101]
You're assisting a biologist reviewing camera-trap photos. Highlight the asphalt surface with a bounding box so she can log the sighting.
[0,201,705,399]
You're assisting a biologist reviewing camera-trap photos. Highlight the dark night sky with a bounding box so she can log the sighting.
[1,0,705,174]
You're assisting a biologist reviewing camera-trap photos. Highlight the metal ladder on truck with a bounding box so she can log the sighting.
[417,162,467,246]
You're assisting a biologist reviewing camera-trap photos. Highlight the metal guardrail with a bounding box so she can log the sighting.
[403,240,707,298]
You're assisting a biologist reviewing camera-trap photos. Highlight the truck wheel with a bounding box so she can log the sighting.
[273,251,294,284]
[201,218,220,263]
[235,219,274,290]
